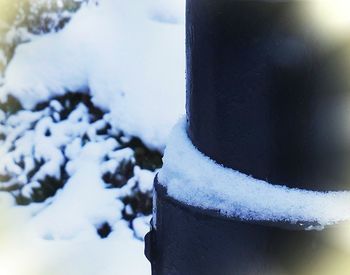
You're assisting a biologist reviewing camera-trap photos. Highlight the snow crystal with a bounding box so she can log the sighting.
[159,117,350,227]
[1,0,185,150]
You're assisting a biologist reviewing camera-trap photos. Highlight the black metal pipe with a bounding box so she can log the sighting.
[147,179,349,275]
[146,1,350,274]
[187,0,350,191]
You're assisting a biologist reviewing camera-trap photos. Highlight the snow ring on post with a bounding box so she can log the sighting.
[158,117,350,228]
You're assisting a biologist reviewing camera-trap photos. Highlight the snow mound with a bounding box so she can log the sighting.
[0,0,185,150]
[0,99,154,274]
[0,199,150,275]
[159,117,350,227]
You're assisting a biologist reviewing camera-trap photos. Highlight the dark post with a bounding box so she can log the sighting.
[146,1,350,274]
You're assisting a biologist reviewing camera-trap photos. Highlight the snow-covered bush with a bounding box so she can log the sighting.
[0,0,184,245]
[0,1,184,273]
[0,93,160,236]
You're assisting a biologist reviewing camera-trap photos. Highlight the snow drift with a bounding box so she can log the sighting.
[0,0,186,150]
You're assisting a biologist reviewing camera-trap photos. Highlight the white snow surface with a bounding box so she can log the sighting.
[0,0,185,150]
[0,193,150,275]
[159,117,350,227]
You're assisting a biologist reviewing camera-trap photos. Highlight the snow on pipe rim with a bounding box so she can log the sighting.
[158,117,350,228]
